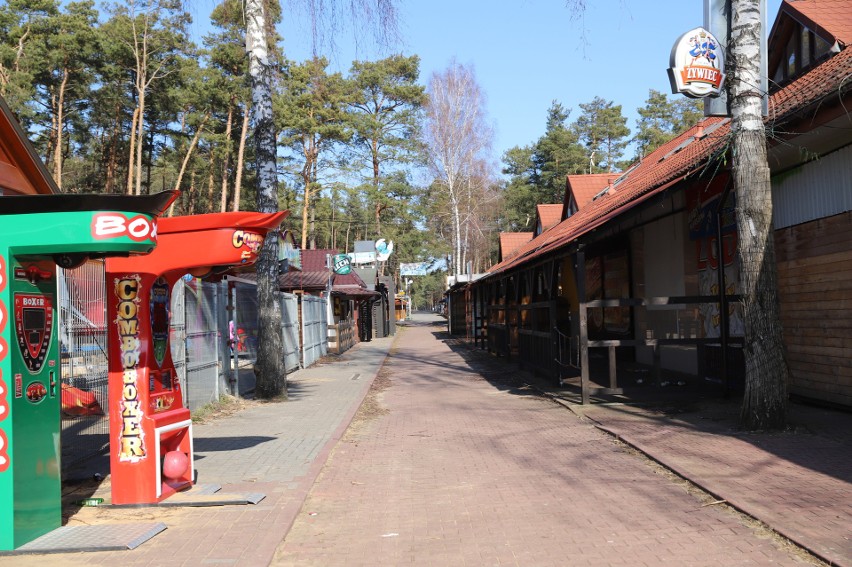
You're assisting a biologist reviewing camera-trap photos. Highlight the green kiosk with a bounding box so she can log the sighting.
[0,191,175,550]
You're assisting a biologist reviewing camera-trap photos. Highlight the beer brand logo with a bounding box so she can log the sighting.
[668,27,726,98]
[332,254,351,275]
[93,213,157,243]
[115,275,145,461]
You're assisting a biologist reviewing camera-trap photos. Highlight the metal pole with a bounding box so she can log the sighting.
[715,182,733,397]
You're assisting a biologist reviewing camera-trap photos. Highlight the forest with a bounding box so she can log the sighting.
[0,0,702,308]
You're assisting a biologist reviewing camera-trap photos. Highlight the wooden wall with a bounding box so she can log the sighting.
[775,210,852,408]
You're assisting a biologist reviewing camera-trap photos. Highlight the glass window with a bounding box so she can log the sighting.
[801,28,811,67]
[773,63,784,84]
[786,33,797,77]
[815,34,832,59]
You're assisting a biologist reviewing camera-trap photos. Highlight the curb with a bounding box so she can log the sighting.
[266,333,399,561]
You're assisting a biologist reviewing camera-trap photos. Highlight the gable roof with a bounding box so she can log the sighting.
[498,232,533,262]
[562,173,619,218]
[278,248,372,293]
[535,204,563,234]
[779,0,852,47]
[0,95,58,195]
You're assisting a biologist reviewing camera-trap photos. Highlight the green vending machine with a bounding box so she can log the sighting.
[0,192,175,550]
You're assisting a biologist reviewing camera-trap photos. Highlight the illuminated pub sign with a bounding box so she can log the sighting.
[668,27,726,98]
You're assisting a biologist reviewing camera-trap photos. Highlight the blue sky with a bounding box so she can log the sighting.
[190,0,784,164]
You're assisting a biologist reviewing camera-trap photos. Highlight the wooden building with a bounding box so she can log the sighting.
[277,248,378,355]
[460,0,852,408]
[0,95,57,195]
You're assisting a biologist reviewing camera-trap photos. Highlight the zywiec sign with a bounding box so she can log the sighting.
[668,27,726,98]
[332,254,352,275]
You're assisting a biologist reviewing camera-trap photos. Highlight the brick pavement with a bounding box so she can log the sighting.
[272,315,815,566]
[575,401,852,566]
[1,336,395,567]
[3,313,846,566]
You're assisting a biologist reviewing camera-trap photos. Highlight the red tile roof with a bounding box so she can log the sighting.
[565,173,619,213]
[783,0,852,46]
[536,204,563,233]
[485,42,852,279]
[277,248,371,293]
[499,232,533,261]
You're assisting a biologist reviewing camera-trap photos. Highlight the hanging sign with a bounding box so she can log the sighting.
[375,239,394,262]
[668,27,726,98]
[332,254,352,275]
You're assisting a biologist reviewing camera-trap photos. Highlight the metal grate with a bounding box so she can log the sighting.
[57,260,110,473]
[180,279,222,411]
[301,295,328,368]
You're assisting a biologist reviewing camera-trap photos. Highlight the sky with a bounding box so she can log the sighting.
[189,0,784,163]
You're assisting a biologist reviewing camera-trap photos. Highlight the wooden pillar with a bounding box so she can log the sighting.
[577,249,589,404]
[609,345,617,390]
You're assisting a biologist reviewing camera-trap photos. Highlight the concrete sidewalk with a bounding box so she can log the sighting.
[3,334,396,566]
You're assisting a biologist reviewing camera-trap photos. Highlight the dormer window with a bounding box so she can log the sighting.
[771,19,834,88]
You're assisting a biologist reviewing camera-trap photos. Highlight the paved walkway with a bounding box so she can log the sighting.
[4,312,849,566]
[273,316,838,566]
[3,335,395,567]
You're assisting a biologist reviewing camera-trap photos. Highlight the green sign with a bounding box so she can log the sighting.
[332,254,351,275]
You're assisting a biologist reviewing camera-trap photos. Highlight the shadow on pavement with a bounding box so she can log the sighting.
[436,328,852,486]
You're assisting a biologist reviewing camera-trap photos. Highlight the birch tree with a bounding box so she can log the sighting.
[423,61,494,276]
[245,0,399,399]
[729,0,788,430]
[246,0,285,398]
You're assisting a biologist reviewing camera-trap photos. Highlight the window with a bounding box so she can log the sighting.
[786,33,797,77]
[815,33,832,59]
[801,28,811,68]
[772,19,831,89]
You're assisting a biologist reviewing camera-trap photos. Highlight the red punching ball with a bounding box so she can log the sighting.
[162,450,189,480]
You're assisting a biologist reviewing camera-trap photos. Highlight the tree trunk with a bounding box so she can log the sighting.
[186,169,197,214]
[126,106,139,194]
[169,112,209,216]
[372,140,382,236]
[206,165,215,213]
[220,101,234,212]
[730,0,788,430]
[233,104,250,212]
[451,192,462,276]
[52,68,69,189]
[247,0,285,399]
[105,103,122,193]
[134,87,147,195]
[301,183,312,250]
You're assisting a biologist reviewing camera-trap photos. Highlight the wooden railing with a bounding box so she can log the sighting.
[577,295,742,404]
[328,319,356,354]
